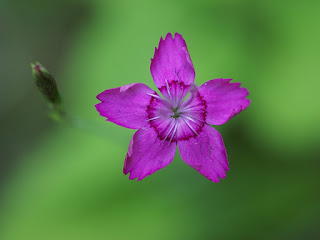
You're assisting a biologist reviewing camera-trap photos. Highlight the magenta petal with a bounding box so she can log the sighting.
[124,127,177,181]
[151,33,195,90]
[198,79,250,125]
[178,125,229,182]
[96,83,155,129]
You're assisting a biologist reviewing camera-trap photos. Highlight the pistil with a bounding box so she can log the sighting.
[171,107,182,119]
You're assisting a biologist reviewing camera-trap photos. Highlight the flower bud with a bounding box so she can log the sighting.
[31,62,61,106]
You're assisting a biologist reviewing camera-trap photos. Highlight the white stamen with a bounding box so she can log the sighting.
[181,114,206,124]
[183,119,199,136]
[177,87,185,107]
[147,92,171,108]
[180,105,203,112]
[147,116,160,121]
[178,95,191,109]
[147,93,161,99]
[163,120,176,143]
[165,79,172,100]
[168,122,178,145]
[178,84,198,109]
[181,115,202,127]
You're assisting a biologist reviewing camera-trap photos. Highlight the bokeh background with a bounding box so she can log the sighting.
[1,0,319,239]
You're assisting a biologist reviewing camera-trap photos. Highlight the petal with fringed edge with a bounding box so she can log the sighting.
[198,79,250,125]
[178,125,229,182]
[124,126,177,181]
[96,83,156,129]
[150,33,195,101]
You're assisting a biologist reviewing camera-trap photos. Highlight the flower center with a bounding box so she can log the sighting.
[171,107,181,119]
[146,81,207,143]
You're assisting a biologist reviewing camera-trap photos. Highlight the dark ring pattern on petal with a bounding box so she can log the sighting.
[158,80,190,106]
[146,84,208,143]
[175,91,207,141]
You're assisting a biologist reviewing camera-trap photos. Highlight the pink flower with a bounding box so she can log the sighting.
[96,33,250,182]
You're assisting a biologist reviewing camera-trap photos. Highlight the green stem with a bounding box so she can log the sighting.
[60,114,126,145]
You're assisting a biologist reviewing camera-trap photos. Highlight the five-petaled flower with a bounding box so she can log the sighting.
[96,33,250,182]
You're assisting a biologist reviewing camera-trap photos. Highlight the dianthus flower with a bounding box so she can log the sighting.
[96,33,250,182]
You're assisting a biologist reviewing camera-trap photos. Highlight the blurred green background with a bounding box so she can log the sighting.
[1,0,319,239]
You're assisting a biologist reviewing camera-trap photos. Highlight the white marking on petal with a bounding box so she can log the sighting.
[182,46,193,66]
[120,83,136,92]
